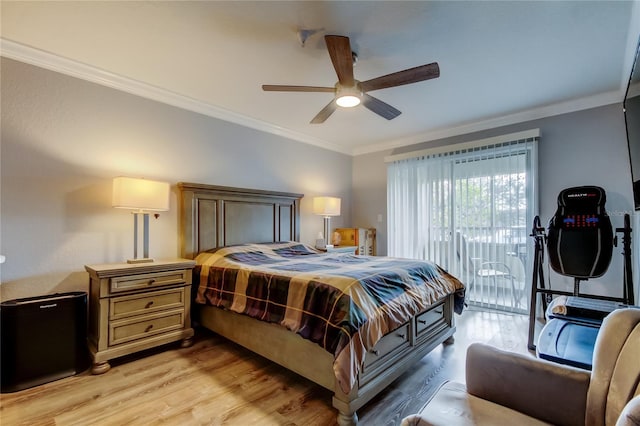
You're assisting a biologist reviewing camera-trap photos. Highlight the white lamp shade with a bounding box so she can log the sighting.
[112,177,170,211]
[313,196,341,216]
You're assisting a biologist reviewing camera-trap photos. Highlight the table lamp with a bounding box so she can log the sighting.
[313,196,341,248]
[112,177,170,263]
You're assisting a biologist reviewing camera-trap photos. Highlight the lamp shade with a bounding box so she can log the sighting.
[112,177,170,211]
[313,196,341,217]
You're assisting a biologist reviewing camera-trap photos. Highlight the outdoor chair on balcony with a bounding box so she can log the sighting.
[456,231,524,310]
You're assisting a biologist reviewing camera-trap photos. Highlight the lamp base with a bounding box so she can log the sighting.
[323,216,332,248]
[126,258,154,264]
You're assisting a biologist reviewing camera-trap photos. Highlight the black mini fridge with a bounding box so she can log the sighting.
[1,291,90,392]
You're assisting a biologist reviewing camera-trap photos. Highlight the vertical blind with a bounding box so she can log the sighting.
[387,131,538,312]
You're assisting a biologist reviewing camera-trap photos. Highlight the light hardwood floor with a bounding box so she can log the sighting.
[0,307,536,425]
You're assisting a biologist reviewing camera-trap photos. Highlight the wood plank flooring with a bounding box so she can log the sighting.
[0,308,536,426]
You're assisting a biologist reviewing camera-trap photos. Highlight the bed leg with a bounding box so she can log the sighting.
[337,411,358,426]
[443,335,455,345]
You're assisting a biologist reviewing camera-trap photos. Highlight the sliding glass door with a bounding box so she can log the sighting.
[388,134,538,313]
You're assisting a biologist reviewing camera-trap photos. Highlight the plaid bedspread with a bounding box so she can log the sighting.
[194,242,464,394]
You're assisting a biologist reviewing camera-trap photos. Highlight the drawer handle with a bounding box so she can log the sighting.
[397,333,406,339]
[145,301,154,309]
[418,320,427,325]
[369,349,379,356]
[145,324,154,333]
[148,279,156,285]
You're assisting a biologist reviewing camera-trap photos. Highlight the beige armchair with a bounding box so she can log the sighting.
[401,308,640,426]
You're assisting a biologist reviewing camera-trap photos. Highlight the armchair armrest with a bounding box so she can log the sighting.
[466,343,590,426]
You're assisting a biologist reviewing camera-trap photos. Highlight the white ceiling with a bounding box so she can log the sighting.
[2,1,640,156]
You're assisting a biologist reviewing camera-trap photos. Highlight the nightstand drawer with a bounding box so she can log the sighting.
[109,288,186,320]
[110,270,188,294]
[109,309,185,346]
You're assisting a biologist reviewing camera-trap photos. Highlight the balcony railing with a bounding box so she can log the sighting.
[424,227,529,313]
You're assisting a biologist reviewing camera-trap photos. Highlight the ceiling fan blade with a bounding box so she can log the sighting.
[325,35,355,87]
[360,62,440,92]
[262,85,335,93]
[310,100,337,124]
[362,94,401,120]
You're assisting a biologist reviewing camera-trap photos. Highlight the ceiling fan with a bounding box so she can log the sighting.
[262,35,440,124]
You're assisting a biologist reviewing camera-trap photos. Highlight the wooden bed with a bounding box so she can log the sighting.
[178,182,457,426]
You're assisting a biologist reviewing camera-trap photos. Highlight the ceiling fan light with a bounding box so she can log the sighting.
[336,95,361,108]
[335,83,362,108]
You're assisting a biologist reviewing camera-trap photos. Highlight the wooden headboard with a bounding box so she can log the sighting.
[178,182,303,259]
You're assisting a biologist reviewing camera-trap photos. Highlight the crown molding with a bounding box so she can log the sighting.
[352,90,623,156]
[0,38,351,156]
[1,38,629,158]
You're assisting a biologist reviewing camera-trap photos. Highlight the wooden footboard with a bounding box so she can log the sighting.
[197,293,455,425]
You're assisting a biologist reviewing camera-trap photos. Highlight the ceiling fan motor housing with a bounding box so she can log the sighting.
[335,82,363,107]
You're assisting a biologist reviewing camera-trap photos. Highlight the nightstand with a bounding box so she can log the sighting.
[84,259,196,374]
[320,245,358,254]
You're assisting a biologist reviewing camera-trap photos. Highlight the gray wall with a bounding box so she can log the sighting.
[2,57,637,305]
[0,58,352,300]
[353,104,639,302]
